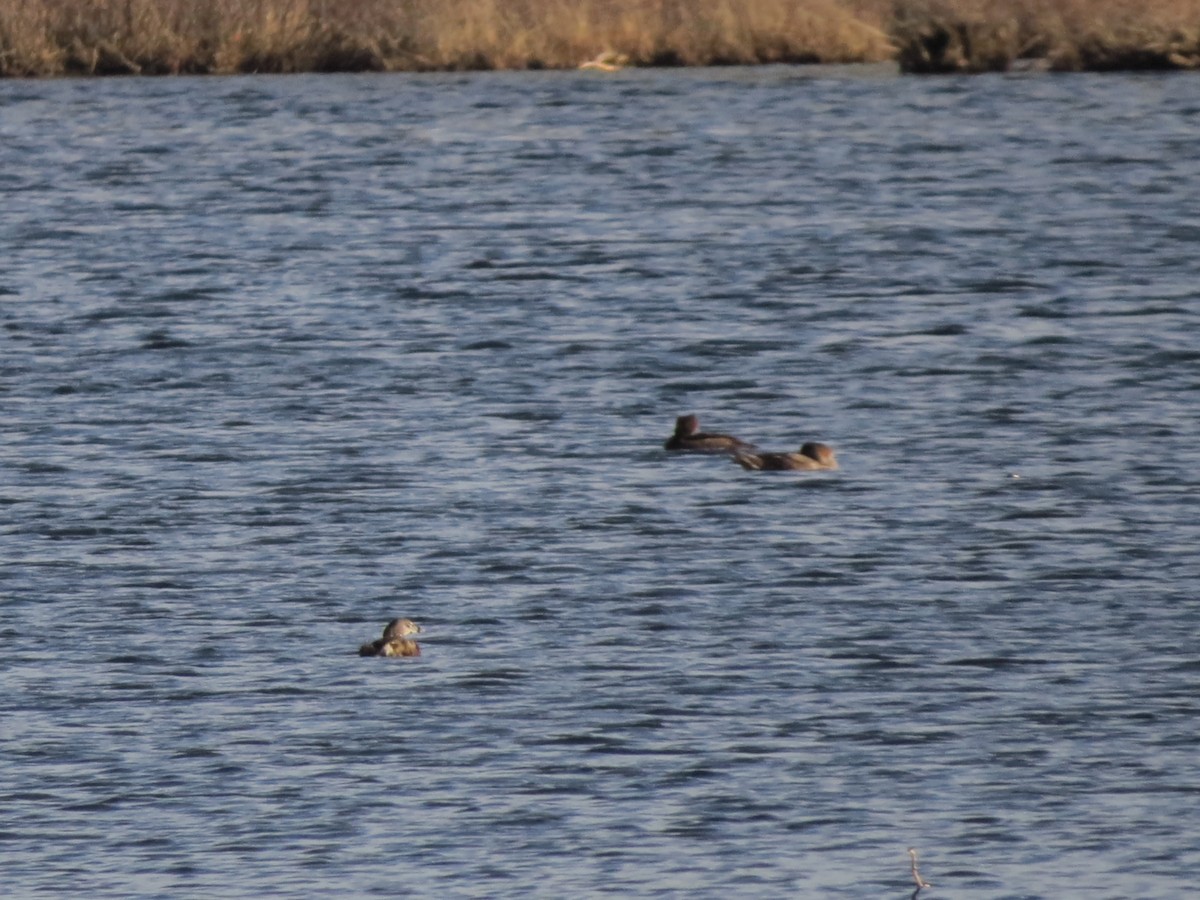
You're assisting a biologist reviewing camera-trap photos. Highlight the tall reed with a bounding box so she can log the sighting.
[892,0,1200,72]
[0,0,896,75]
[1,0,1198,76]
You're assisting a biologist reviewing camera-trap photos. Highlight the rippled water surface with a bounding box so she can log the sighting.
[3,67,1200,898]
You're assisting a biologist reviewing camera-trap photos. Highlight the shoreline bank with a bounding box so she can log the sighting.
[2,0,1198,78]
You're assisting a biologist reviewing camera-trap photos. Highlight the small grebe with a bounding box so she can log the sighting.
[734,441,838,471]
[358,618,422,657]
[663,414,754,454]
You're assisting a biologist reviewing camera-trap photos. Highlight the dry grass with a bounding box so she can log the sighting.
[0,0,1198,76]
[0,0,895,76]
[892,0,1200,72]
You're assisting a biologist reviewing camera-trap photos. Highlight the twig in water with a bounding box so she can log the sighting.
[908,847,932,891]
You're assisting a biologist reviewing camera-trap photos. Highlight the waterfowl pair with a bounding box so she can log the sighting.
[358,618,422,657]
[664,414,838,470]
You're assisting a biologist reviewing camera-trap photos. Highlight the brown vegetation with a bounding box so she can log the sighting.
[0,0,1198,77]
[893,0,1200,72]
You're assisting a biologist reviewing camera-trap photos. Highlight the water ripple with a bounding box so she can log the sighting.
[2,67,1199,899]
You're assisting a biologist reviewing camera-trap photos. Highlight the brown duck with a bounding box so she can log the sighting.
[734,441,838,471]
[664,414,754,454]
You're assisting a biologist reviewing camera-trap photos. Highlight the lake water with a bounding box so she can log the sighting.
[2,65,1200,898]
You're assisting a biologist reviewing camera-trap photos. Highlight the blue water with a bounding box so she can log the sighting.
[3,65,1200,898]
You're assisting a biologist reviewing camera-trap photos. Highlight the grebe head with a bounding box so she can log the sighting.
[800,442,837,468]
[382,618,422,639]
[674,414,700,437]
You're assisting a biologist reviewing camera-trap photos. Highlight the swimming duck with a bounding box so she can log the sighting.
[734,441,838,471]
[358,618,422,657]
[664,414,754,454]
